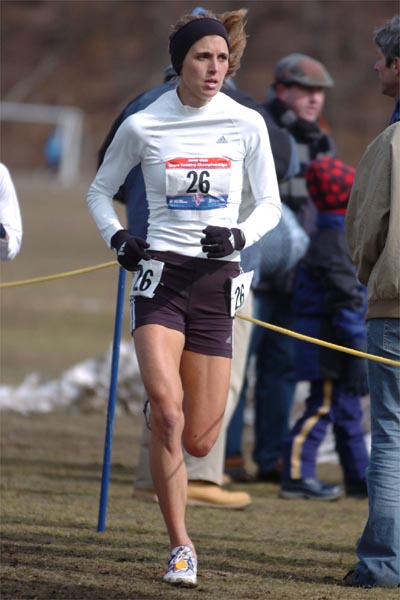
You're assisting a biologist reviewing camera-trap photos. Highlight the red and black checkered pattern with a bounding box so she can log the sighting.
[305,156,355,214]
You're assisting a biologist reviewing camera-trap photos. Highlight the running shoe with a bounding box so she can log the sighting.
[280,478,342,500]
[162,545,197,587]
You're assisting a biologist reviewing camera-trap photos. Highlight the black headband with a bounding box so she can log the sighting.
[169,18,230,75]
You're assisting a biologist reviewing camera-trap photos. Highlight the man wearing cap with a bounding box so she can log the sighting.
[225,53,336,493]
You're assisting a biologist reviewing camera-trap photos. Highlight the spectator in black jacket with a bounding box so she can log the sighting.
[225,53,336,486]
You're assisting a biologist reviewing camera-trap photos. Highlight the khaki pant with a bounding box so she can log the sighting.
[135,292,253,488]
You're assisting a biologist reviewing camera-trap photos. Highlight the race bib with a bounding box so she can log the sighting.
[165,157,231,217]
[229,271,254,317]
[130,258,164,299]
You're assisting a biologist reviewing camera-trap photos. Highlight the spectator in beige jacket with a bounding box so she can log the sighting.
[344,14,400,589]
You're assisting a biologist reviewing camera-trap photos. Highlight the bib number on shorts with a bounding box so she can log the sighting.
[130,258,164,299]
[229,270,254,317]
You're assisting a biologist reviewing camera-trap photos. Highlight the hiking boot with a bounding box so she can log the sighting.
[163,545,197,587]
[187,481,251,508]
[134,482,252,509]
[280,478,342,500]
[224,456,253,482]
[345,479,368,499]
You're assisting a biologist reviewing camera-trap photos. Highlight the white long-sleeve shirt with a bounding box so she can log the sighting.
[0,163,23,261]
[87,89,281,259]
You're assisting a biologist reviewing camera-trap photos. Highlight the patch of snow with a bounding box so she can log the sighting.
[0,342,144,415]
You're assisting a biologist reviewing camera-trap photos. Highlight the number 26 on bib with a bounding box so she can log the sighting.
[130,258,164,299]
[229,271,254,317]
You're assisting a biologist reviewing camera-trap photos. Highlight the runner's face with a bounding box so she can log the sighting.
[178,35,229,108]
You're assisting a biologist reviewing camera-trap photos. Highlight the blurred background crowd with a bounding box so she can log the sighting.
[1,0,398,183]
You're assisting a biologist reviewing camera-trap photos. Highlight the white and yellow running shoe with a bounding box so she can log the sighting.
[162,545,197,587]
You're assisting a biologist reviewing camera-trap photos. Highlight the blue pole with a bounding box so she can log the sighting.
[97,266,127,532]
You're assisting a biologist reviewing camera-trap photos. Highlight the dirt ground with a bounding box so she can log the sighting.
[1,411,398,600]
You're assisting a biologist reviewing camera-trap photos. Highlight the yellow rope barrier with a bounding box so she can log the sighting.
[236,313,400,367]
[0,260,117,288]
[2,261,399,367]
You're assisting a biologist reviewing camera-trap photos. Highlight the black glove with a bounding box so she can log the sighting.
[0,223,7,239]
[343,353,369,397]
[110,229,151,271]
[201,226,246,258]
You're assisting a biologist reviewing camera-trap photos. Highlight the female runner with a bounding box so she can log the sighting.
[87,8,280,587]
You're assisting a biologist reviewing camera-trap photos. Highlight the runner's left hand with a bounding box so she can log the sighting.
[201,226,245,258]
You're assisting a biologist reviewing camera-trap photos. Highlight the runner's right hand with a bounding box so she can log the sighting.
[111,229,151,271]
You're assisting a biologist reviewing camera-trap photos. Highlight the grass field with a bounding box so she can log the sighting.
[1,177,129,385]
[1,411,399,600]
[1,179,397,599]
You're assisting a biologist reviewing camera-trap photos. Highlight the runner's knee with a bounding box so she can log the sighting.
[182,432,216,458]
[150,404,184,447]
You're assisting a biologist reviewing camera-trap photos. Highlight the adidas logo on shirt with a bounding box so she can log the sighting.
[216,135,228,144]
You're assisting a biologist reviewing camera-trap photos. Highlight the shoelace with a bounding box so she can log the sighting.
[168,546,196,571]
